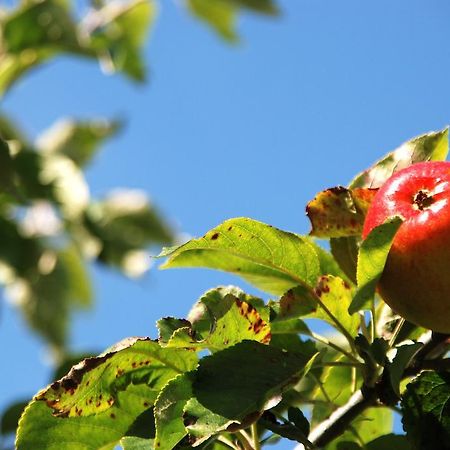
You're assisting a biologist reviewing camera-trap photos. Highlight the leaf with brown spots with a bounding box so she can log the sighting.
[35,337,198,418]
[159,217,320,295]
[307,186,378,238]
[165,292,271,351]
[17,384,156,450]
[350,128,449,189]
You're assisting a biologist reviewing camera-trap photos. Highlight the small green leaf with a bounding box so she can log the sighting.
[36,337,197,418]
[402,371,450,450]
[350,128,449,189]
[310,275,359,336]
[154,374,193,450]
[160,217,321,295]
[157,317,192,345]
[330,236,359,284]
[387,342,423,398]
[307,187,378,238]
[349,216,403,314]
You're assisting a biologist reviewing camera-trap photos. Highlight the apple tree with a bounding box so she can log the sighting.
[13,129,450,449]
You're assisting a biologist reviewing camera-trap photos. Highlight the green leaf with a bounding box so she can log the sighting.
[154,374,193,450]
[310,275,359,336]
[192,340,316,420]
[88,0,156,82]
[121,436,154,450]
[330,236,359,284]
[307,187,378,238]
[0,399,28,436]
[365,434,411,450]
[288,407,310,436]
[402,371,450,450]
[349,216,403,314]
[308,239,351,282]
[350,128,449,189]
[17,384,155,450]
[187,0,278,42]
[37,118,121,167]
[387,342,422,398]
[157,317,192,345]
[84,190,173,276]
[160,217,321,295]
[183,397,234,446]
[36,337,197,418]
[0,0,79,95]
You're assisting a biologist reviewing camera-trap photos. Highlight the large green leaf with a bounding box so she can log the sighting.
[160,217,320,295]
[349,216,402,314]
[16,384,154,450]
[350,128,449,189]
[192,340,316,420]
[402,371,450,450]
[35,337,197,418]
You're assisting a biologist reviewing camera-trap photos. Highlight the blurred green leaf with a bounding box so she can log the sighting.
[84,189,173,276]
[350,128,449,189]
[402,371,450,450]
[365,434,411,450]
[160,217,320,295]
[0,399,28,437]
[87,0,156,81]
[37,118,121,167]
[187,0,278,42]
[307,187,378,238]
[165,293,271,351]
[349,216,403,314]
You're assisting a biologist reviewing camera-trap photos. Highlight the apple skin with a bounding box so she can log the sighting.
[362,161,450,333]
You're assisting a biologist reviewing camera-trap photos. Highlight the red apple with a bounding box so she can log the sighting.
[362,161,450,333]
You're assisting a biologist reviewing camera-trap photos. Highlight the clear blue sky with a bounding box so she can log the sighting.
[1,0,450,448]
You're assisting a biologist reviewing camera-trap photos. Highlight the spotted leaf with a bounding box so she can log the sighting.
[159,217,320,295]
[36,337,198,418]
[307,186,378,238]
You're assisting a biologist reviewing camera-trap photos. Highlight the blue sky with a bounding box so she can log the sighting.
[1,0,450,448]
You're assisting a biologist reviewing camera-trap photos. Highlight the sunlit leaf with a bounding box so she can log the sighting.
[307,187,378,238]
[36,337,197,418]
[160,217,320,295]
[16,384,155,450]
[154,374,193,450]
[350,128,449,189]
[402,371,450,450]
[349,216,402,314]
[309,275,359,336]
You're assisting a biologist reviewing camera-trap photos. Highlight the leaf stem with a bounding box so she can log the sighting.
[217,435,240,450]
[251,423,261,450]
[388,317,405,347]
[310,331,361,365]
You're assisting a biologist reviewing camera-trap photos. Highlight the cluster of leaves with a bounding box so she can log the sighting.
[13,129,450,449]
